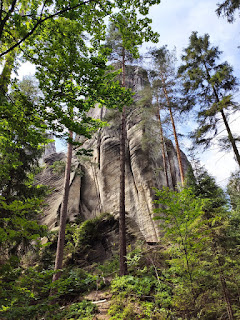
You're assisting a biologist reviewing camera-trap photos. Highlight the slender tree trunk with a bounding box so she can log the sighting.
[52,131,73,282]
[156,96,169,187]
[220,109,240,167]
[211,233,234,320]
[220,272,234,320]
[166,147,176,189]
[203,61,240,167]
[160,73,184,186]
[97,107,103,169]
[168,104,184,186]
[119,48,127,276]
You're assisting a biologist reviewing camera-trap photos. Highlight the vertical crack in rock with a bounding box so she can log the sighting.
[91,162,102,215]
[38,66,190,242]
[126,138,139,198]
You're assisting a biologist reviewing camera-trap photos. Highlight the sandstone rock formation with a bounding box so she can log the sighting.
[38,66,190,243]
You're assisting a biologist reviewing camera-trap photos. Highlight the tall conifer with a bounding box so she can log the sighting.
[149,47,185,186]
[178,32,240,167]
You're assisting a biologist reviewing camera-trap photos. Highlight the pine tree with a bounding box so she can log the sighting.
[216,0,240,22]
[149,46,185,186]
[178,32,240,167]
[227,170,240,210]
[105,13,159,275]
[105,21,136,276]
[186,164,236,320]
[151,79,170,187]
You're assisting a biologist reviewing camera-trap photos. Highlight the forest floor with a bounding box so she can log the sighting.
[84,289,112,319]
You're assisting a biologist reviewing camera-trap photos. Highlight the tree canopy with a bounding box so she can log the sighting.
[216,0,240,22]
[178,32,240,166]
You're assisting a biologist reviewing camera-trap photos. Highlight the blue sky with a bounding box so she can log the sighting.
[145,0,240,186]
[18,0,240,187]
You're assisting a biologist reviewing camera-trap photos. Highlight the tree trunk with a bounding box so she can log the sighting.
[168,103,185,186]
[160,72,184,186]
[156,96,169,187]
[166,147,176,189]
[220,272,234,320]
[203,61,240,168]
[119,48,127,276]
[220,109,240,167]
[52,131,73,282]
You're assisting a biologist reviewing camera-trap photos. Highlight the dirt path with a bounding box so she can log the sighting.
[85,290,112,319]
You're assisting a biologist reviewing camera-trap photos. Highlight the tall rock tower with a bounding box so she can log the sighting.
[38,66,189,243]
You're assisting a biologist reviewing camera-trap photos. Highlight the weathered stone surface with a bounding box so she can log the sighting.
[38,66,190,242]
[43,134,56,157]
[38,111,189,242]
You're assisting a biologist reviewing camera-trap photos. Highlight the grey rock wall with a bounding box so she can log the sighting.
[38,66,190,242]
[38,106,189,243]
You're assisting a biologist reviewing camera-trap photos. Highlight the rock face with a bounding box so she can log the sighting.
[38,67,190,243]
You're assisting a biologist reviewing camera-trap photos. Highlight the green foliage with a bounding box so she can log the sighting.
[51,268,97,300]
[96,255,120,277]
[28,20,132,138]
[186,161,227,211]
[0,0,160,58]
[178,32,239,153]
[0,267,56,320]
[109,274,167,319]
[51,160,66,175]
[216,0,240,22]
[227,170,240,210]
[111,275,156,297]
[65,213,115,255]
[0,266,97,320]
[0,81,49,267]
[126,247,143,268]
[62,300,98,320]
[154,185,240,319]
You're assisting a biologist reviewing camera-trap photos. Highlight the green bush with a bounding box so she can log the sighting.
[51,160,66,174]
[111,275,156,297]
[51,268,97,300]
[0,267,97,320]
[108,296,139,320]
[96,254,119,277]
[62,300,98,320]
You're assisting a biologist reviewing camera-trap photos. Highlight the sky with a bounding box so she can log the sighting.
[18,0,240,187]
[146,0,240,187]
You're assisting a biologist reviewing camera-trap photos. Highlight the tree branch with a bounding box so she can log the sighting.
[0,0,17,39]
[0,0,98,58]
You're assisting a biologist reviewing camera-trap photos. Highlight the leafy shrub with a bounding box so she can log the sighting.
[96,254,119,277]
[71,213,113,248]
[111,275,156,297]
[62,300,98,319]
[51,268,97,301]
[0,267,56,320]
[0,267,97,320]
[51,160,66,174]
[108,296,138,320]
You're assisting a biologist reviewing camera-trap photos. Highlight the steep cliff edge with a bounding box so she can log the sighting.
[37,67,190,243]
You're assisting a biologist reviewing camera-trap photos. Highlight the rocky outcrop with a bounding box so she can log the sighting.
[38,67,190,243]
